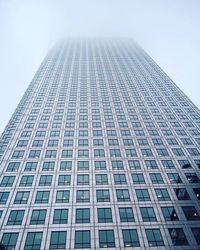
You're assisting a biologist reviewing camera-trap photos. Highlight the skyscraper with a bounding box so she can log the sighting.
[0,38,200,249]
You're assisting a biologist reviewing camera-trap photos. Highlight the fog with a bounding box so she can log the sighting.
[0,0,200,133]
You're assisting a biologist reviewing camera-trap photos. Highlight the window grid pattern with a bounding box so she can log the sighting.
[0,38,200,249]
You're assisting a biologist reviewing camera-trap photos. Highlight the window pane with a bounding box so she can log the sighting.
[119,207,134,222]
[53,209,68,224]
[75,231,91,249]
[99,230,115,248]
[146,229,164,246]
[30,209,47,225]
[49,231,67,249]
[98,208,112,223]
[122,229,140,247]
[161,207,179,221]
[1,233,19,249]
[169,228,188,246]
[191,228,200,245]
[140,207,157,222]
[7,210,25,225]
[24,232,43,250]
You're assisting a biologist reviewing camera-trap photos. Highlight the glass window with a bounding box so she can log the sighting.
[108,139,119,146]
[166,138,178,146]
[185,173,200,183]
[116,189,130,202]
[141,148,153,157]
[187,148,200,156]
[78,149,89,158]
[48,139,59,147]
[93,139,104,146]
[123,138,134,146]
[14,191,29,204]
[94,149,105,157]
[125,149,137,157]
[161,206,179,221]
[182,206,200,220]
[98,208,112,223]
[49,231,67,249]
[178,160,192,169]
[28,150,41,158]
[24,232,43,250]
[60,161,72,171]
[12,150,24,159]
[93,130,102,137]
[156,148,169,156]
[194,160,200,168]
[63,139,73,147]
[6,162,20,172]
[140,207,157,221]
[77,161,89,170]
[181,138,193,145]
[76,208,90,223]
[35,191,50,204]
[111,160,124,170]
[65,130,74,137]
[24,162,37,171]
[145,229,164,246]
[193,188,200,200]
[132,173,145,184]
[161,160,175,169]
[7,210,24,225]
[174,188,190,200]
[62,150,73,158]
[0,176,15,187]
[119,207,134,222]
[96,190,110,202]
[30,209,46,225]
[138,139,148,146]
[152,138,163,146]
[155,188,170,201]
[99,230,115,248]
[169,228,188,245]
[20,175,34,186]
[114,174,127,184]
[1,233,19,250]
[167,173,182,183]
[136,189,150,201]
[96,174,108,185]
[32,140,43,147]
[77,174,89,185]
[53,209,68,224]
[172,148,185,156]
[145,160,158,169]
[191,228,200,245]
[75,230,91,249]
[95,161,107,170]
[39,175,52,186]
[76,190,90,203]
[150,173,164,184]
[56,190,70,203]
[128,160,141,170]
[42,161,55,171]
[58,175,71,186]
[110,149,121,157]
[122,229,140,247]
[45,150,57,158]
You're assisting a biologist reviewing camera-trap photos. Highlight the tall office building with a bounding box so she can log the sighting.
[0,39,200,250]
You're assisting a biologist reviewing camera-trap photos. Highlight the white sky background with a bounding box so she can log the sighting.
[0,0,200,134]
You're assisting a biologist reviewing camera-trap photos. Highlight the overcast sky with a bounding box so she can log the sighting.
[0,0,200,134]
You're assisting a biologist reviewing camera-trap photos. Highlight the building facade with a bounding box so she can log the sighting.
[0,39,200,249]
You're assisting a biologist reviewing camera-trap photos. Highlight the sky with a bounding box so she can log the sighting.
[0,0,200,134]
